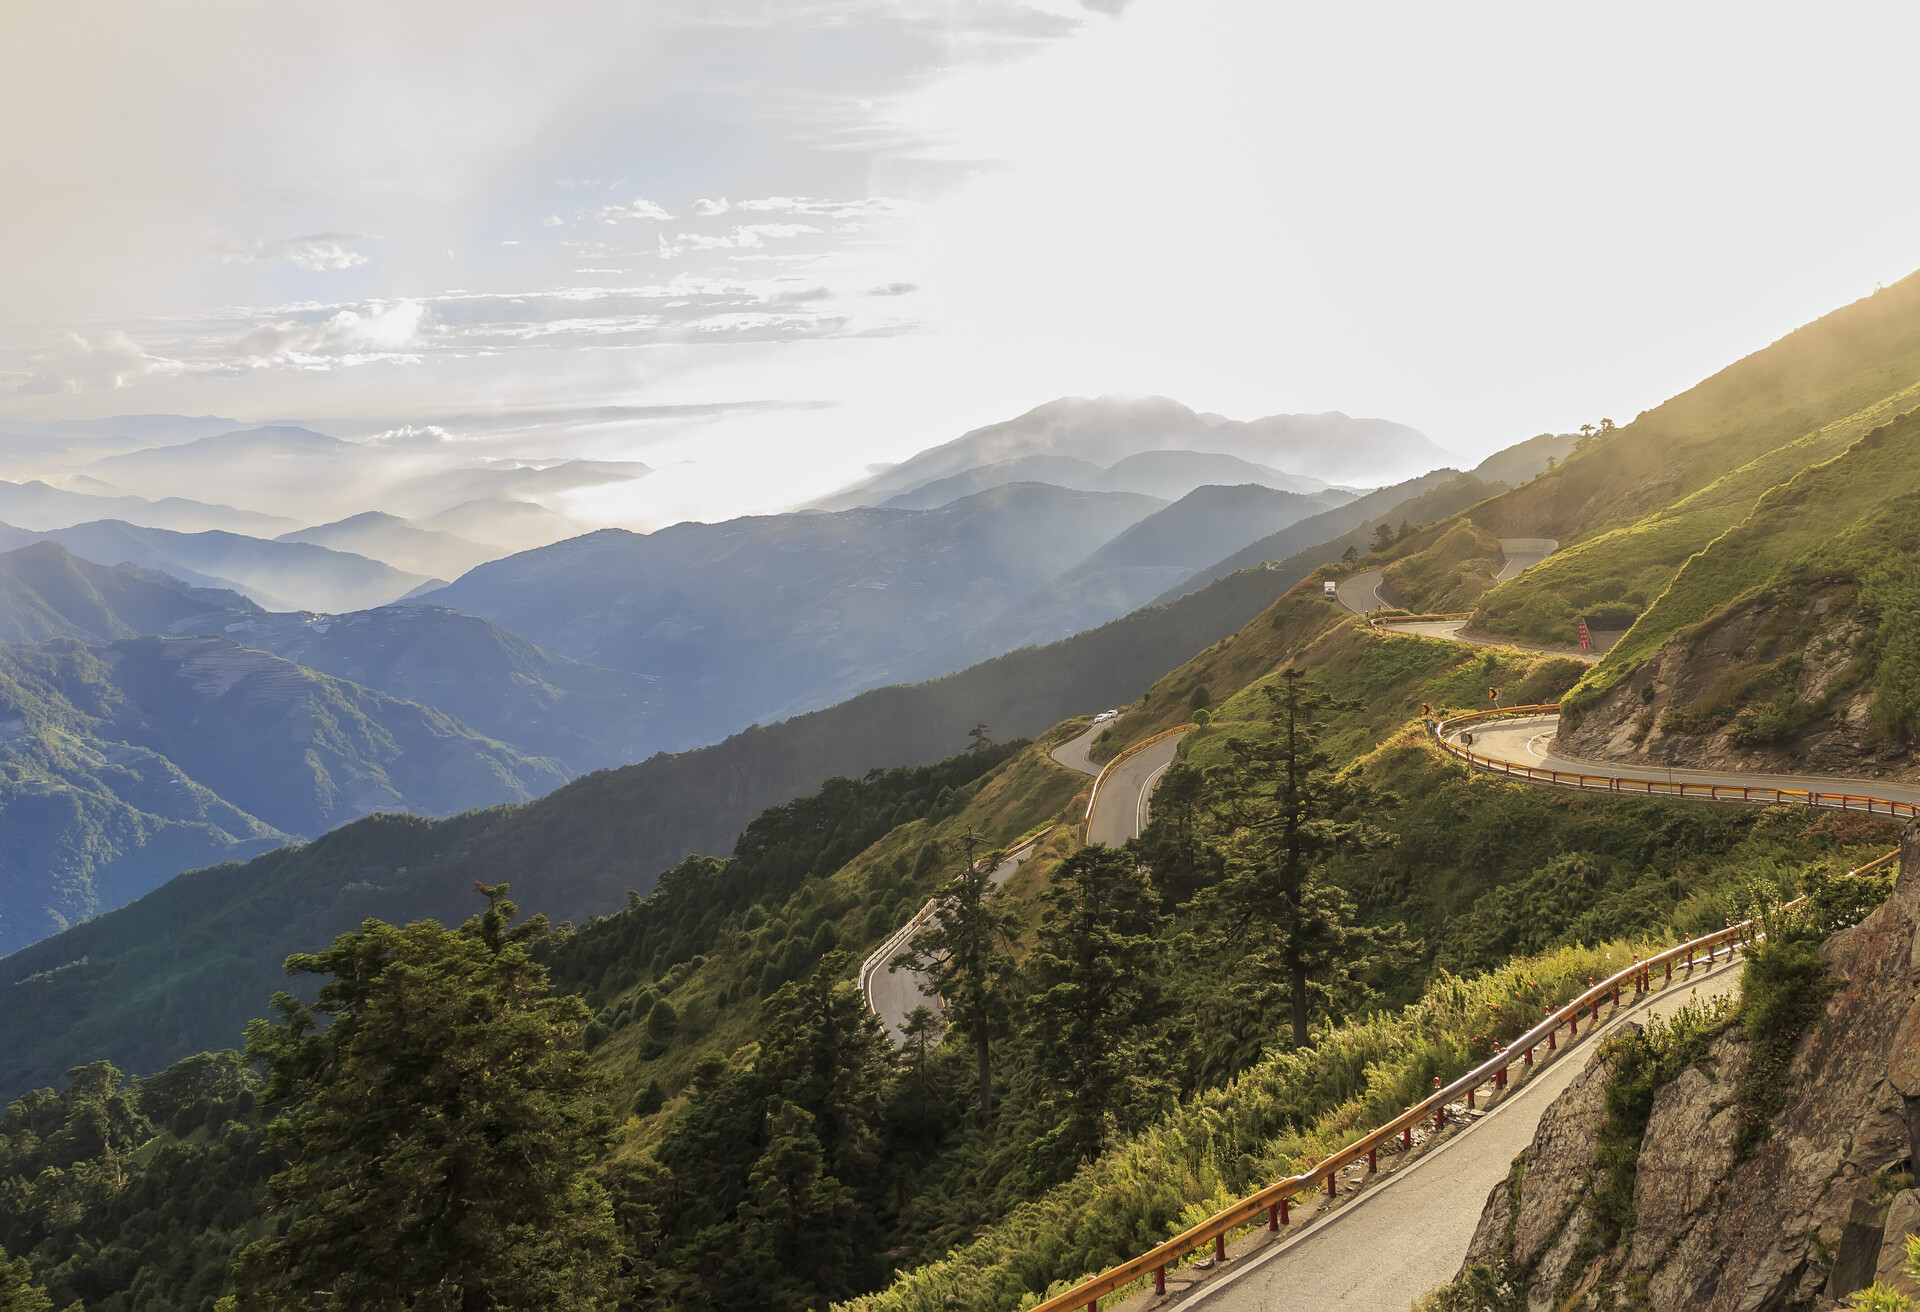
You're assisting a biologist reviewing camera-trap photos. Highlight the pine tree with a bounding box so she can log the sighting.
[1203,668,1410,1048]
[222,884,622,1312]
[1019,844,1171,1176]
[0,1245,52,1312]
[894,829,1021,1120]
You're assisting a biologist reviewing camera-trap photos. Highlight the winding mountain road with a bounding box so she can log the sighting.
[864,721,1183,1040]
[1452,713,1920,811]
[863,841,1037,1042]
[1336,549,1620,659]
[1105,544,1912,1309]
[1161,958,1746,1311]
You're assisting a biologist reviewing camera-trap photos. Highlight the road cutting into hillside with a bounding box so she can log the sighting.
[1335,548,1622,660]
[1450,713,1920,811]
[1162,958,1747,1312]
[865,721,1183,1040]
[863,841,1037,1042]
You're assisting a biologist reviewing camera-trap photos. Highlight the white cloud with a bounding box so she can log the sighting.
[542,215,565,228]
[236,299,428,366]
[735,196,919,220]
[364,424,453,445]
[212,232,374,271]
[693,197,731,216]
[15,329,188,394]
[661,223,824,256]
[585,197,675,224]
[869,282,919,296]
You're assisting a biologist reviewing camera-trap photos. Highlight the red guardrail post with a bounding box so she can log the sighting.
[1368,1147,1378,1173]
[1267,1202,1279,1231]
[1279,1196,1290,1226]
[1214,1233,1226,1262]
[1154,1266,1166,1296]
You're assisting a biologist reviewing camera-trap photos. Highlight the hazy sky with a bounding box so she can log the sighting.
[4,0,1919,521]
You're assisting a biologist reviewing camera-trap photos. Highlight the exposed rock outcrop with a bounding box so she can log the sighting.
[1450,821,1920,1310]
[1561,584,1918,785]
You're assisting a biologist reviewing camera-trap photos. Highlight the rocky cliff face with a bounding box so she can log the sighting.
[1451,821,1920,1310]
[1560,584,1917,785]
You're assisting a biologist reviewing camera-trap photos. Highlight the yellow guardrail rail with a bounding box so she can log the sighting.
[1080,723,1195,843]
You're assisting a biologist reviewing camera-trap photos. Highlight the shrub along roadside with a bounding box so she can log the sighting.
[837,939,1665,1312]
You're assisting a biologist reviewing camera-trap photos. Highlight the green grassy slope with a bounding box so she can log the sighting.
[1568,406,1920,711]
[1466,272,1920,641]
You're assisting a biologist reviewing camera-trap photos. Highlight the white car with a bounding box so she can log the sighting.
[1093,709,1119,723]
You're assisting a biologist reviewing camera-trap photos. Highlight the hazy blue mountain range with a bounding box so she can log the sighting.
[228,603,712,774]
[817,395,1448,509]
[277,511,501,580]
[66,424,634,538]
[0,518,434,612]
[0,479,301,537]
[0,542,265,644]
[1161,439,1577,602]
[890,482,1357,678]
[0,543,702,777]
[0,631,571,956]
[876,448,1347,510]
[430,481,1170,726]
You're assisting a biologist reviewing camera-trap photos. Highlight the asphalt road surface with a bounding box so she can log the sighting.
[867,721,1185,1037]
[1335,567,1391,615]
[1453,713,1920,809]
[1494,537,1559,582]
[864,842,1035,1042]
[1180,959,1747,1310]
[1052,721,1105,776]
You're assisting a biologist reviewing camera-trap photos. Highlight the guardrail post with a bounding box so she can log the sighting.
[1325,1172,1336,1198]
[1368,1147,1378,1173]
[1610,983,1619,1008]
[1524,1044,1534,1066]
[1568,1008,1578,1037]
[1215,1233,1227,1263]
[1268,1202,1279,1231]
[1279,1196,1290,1226]
[1467,1085,1476,1110]
[1155,1266,1166,1296]
[1402,1125,1412,1150]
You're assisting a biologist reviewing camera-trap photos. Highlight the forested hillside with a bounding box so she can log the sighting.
[0,552,1316,1094]
[0,571,1895,1312]
[0,633,569,955]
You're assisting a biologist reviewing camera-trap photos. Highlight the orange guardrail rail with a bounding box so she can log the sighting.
[1080,723,1195,843]
[1025,704,1910,1312]
[1368,610,1473,625]
[1434,707,1920,819]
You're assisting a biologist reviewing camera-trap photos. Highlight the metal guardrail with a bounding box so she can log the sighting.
[1368,611,1473,625]
[1026,706,1908,1312]
[1080,724,1195,843]
[1436,707,1920,819]
[857,822,1059,1024]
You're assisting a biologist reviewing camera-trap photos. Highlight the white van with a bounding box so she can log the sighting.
[1323,580,1339,600]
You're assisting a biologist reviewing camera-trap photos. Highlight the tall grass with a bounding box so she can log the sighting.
[839,940,1654,1312]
